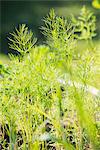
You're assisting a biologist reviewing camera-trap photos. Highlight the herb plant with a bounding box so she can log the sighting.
[0,6,100,150]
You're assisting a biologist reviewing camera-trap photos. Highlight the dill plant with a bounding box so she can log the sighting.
[8,24,37,56]
[71,6,96,40]
[0,6,100,150]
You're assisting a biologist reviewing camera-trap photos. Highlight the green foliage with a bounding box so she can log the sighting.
[71,6,96,40]
[0,62,9,77]
[0,6,100,150]
[8,24,37,56]
[41,9,76,59]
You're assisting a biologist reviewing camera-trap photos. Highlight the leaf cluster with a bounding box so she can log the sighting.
[0,6,99,150]
[8,24,37,55]
[72,6,96,40]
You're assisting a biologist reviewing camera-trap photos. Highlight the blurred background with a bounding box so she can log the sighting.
[0,0,100,61]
